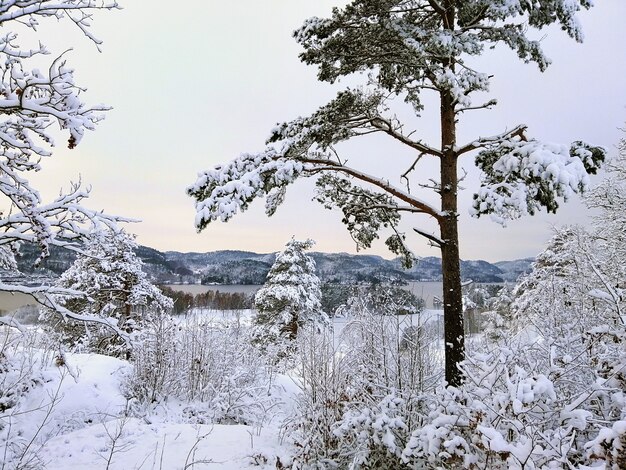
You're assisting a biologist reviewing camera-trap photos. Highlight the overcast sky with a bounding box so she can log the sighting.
[29,1,626,262]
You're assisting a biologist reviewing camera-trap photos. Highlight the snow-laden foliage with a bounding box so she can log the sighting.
[0,0,126,331]
[251,239,327,364]
[43,229,173,356]
[126,312,278,428]
[0,327,79,469]
[189,0,605,386]
[287,134,626,467]
[402,346,600,469]
[288,288,439,468]
[472,139,604,224]
[493,141,626,467]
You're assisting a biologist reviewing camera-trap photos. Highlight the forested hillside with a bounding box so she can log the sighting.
[13,243,530,284]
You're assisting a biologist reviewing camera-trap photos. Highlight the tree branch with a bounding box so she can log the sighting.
[413,227,445,248]
[457,124,528,156]
[455,99,497,115]
[369,117,442,157]
[303,157,444,220]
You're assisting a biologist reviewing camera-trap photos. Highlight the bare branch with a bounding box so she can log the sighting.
[413,227,445,248]
[401,153,425,193]
[457,124,528,156]
[370,117,442,157]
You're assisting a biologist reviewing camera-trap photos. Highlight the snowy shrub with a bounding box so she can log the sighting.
[288,289,439,469]
[512,225,625,415]
[126,312,277,427]
[287,326,348,468]
[329,294,437,468]
[399,202,622,469]
[586,420,626,469]
[0,327,65,469]
[333,393,411,469]
[403,345,599,469]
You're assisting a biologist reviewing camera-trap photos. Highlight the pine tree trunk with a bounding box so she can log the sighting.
[439,56,465,387]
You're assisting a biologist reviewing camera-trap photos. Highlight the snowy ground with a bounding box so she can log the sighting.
[2,348,298,470]
[2,309,447,469]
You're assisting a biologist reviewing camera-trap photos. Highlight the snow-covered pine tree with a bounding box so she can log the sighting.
[188,0,606,386]
[252,238,326,362]
[0,1,127,333]
[45,228,173,355]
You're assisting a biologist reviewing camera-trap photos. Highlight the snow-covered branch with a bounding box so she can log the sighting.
[0,280,129,338]
[304,157,442,219]
[471,139,605,224]
[0,1,120,48]
[369,116,441,157]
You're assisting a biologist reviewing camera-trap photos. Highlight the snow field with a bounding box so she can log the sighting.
[1,333,300,469]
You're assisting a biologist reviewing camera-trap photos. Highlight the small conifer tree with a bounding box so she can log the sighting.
[45,228,173,355]
[252,238,326,362]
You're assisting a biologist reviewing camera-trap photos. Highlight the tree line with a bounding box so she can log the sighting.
[159,286,253,314]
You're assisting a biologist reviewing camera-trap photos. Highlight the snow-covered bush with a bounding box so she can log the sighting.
[288,287,439,468]
[402,343,603,468]
[42,229,173,357]
[1,327,68,469]
[126,312,276,427]
[288,184,625,468]
[586,420,626,470]
[287,325,348,467]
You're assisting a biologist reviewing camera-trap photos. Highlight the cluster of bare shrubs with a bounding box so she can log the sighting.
[125,313,279,427]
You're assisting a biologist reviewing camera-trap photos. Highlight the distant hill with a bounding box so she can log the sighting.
[10,243,534,285]
[494,258,535,282]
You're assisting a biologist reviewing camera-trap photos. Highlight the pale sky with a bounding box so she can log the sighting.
[28,1,626,262]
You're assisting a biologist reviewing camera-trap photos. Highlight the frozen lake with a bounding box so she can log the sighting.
[0,281,497,317]
[0,291,37,313]
[166,281,447,309]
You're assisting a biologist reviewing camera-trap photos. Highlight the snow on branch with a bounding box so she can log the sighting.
[188,149,307,230]
[296,0,595,112]
[0,180,130,264]
[457,124,528,156]
[267,88,439,156]
[0,1,120,49]
[0,0,130,345]
[470,139,605,224]
[314,174,417,267]
[188,89,442,232]
[0,281,129,340]
[0,1,133,269]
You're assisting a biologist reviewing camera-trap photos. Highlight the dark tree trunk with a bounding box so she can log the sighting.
[438,3,465,386]
[439,93,465,387]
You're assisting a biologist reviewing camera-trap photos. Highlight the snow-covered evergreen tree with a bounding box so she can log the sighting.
[45,229,173,355]
[252,238,326,362]
[188,0,605,386]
